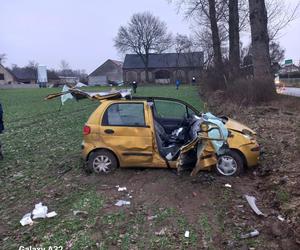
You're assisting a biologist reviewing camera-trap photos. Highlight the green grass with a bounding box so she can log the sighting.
[0,85,204,249]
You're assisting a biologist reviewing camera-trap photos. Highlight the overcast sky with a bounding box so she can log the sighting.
[1,0,299,73]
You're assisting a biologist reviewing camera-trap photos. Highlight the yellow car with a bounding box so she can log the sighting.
[46,89,260,176]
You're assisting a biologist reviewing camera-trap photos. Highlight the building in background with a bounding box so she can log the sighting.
[88,59,123,86]
[0,64,16,86]
[123,52,204,84]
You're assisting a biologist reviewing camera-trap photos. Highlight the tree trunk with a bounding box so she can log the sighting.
[229,0,240,77]
[208,0,225,88]
[248,0,276,96]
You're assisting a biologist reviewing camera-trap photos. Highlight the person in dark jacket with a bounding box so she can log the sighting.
[0,102,4,160]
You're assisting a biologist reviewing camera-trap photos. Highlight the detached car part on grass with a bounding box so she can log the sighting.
[45,87,260,177]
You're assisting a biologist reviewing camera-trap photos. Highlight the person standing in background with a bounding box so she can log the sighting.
[0,102,4,160]
[175,79,180,90]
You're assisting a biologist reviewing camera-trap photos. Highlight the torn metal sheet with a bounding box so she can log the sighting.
[45,87,132,102]
[245,195,266,216]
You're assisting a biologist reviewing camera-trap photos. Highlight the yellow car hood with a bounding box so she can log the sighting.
[224,117,256,135]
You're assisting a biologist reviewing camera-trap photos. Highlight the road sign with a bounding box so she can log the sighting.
[285,59,293,65]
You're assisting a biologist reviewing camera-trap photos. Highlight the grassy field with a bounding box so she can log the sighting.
[0,85,210,249]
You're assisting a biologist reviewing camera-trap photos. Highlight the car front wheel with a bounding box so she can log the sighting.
[216,150,244,176]
[87,150,118,174]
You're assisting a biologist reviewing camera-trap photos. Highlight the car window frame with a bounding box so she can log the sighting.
[153,99,190,120]
[101,102,149,128]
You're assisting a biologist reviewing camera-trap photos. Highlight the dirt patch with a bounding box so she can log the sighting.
[206,92,300,248]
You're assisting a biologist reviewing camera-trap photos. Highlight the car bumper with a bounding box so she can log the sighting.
[239,143,260,167]
[81,141,95,161]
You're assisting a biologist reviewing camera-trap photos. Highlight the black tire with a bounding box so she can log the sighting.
[216,150,244,176]
[87,150,118,174]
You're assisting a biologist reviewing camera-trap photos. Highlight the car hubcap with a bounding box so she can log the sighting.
[93,155,112,173]
[217,155,237,176]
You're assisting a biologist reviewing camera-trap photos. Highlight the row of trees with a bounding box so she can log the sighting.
[115,0,299,101]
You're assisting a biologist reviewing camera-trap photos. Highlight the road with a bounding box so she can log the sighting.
[277,87,300,97]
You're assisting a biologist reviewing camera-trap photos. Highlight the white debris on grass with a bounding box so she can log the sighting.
[244,195,266,216]
[118,187,127,192]
[224,183,232,188]
[32,202,48,219]
[20,202,57,226]
[184,231,190,238]
[20,213,33,226]
[115,200,131,207]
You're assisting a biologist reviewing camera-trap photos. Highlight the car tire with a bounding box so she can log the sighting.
[216,150,244,176]
[87,150,118,174]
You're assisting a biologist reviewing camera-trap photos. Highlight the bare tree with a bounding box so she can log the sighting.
[0,53,7,64]
[27,60,39,69]
[229,0,240,76]
[60,60,70,71]
[269,41,285,63]
[248,0,276,96]
[267,0,300,40]
[114,12,172,82]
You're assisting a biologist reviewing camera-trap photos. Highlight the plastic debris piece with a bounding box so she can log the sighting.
[166,153,173,160]
[240,229,259,239]
[118,187,127,192]
[225,183,232,188]
[245,195,265,216]
[115,200,131,207]
[147,215,158,221]
[184,231,190,238]
[20,213,33,226]
[32,202,48,219]
[46,211,57,218]
[277,215,285,222]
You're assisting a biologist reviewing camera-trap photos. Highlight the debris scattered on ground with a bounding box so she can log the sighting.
[20,202,57,226]
[73,210,88,216]
[46,211,57,218]
[184,231,190,238]
[245,195,266,216]
[32,202,48,219]
[118,187,127,191]
[115,200,131,207]
[192,192,197,197]
[116,186,127,192]
[277,215,285,222]
[147,215,157,221]
[155,227,167,236]
[224,183,232,188]
[20,213,33,226]
[240,229,260,239]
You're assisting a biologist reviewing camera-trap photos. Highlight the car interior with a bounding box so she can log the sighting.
[150,99,203,162]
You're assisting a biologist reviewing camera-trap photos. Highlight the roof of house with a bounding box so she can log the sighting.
[10,67,60,81]
[123,52,204,69]
[89,59,123,77]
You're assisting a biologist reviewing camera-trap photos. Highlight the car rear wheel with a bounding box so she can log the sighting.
[87,150,118,174]
[216,150,244,176]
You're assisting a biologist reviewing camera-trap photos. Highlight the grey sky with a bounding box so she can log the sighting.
[1,0,299,73]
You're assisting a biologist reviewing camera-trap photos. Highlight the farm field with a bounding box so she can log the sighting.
[0,85,297,249]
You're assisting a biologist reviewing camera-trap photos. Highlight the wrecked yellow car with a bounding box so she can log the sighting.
[46,88,260,176]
